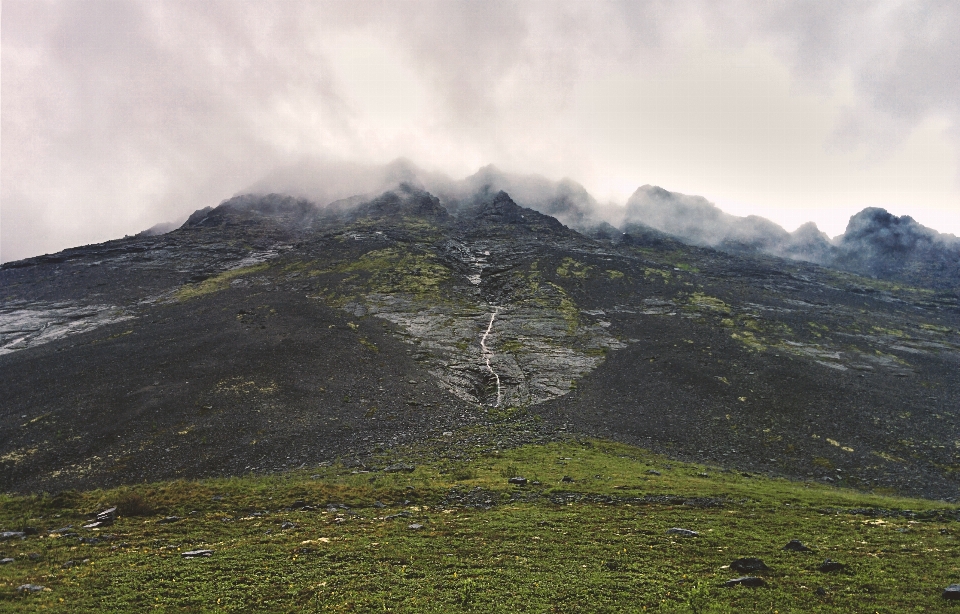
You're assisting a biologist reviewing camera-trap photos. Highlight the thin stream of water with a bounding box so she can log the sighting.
[480,307,502,406]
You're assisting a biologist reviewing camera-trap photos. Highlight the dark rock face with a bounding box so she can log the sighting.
[2,186,960,500]
[834,208,960,289]
[354,184,451,222]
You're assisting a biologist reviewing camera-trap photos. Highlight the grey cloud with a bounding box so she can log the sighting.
[3,0,959,263]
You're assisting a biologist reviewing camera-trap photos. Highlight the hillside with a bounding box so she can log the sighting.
[1,185,959,503]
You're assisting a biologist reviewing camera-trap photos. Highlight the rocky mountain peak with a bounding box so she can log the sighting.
[353,183,451,222]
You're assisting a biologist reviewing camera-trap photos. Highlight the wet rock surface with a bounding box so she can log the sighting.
[1,187,959,498]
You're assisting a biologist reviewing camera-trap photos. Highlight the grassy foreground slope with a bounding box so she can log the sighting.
[2,439,959,613]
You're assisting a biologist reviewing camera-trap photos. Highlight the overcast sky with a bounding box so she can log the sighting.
[3,0,959,262]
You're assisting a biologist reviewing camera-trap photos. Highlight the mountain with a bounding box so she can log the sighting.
[2,185,960,501]
[624,184,960,290]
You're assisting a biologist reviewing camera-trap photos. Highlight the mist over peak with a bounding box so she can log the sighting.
[624,184,790,252]
[129,157,960,292]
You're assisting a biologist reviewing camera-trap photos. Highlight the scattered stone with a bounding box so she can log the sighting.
[27,553,40,561]
[158,516,182,524]
[818,559,847,572]
[62,560,75,569]
[49,527,74,535]
[281,521,296,530]
[561,476,574,483]
[508,477,527,485]
[181,549,214,558]
[0,531,25,540]
[815,587,827,597]
[374,501,386,508]
[666,528,699,537]
[384,463,416,473]
[646,470,661,476]
[95,507,117,524]
[0,558,14,564]
[385,512,412,520]
[942,585,960,600]
[408,523,424,530]
[784,539,812,552]
[724,577,766,588]
[17,584,46,593]
[730,558,769,573]
[22,527,38,536]
[82,521,105,529]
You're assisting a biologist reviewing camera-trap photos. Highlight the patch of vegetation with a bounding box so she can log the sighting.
[2,440,959,611]
[175,263,271,301]
[499,339,525,354]
[556,257,592,279]
[337,248,450,297]
[605,269,624,280]
[359,338,379,353]
[730,330,765,352]
[685,292,731,315]
[644,267,672,282]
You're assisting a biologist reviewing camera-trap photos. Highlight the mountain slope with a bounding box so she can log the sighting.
[2,187,960,499]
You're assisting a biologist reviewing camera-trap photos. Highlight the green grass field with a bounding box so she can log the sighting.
[2,439,959,612]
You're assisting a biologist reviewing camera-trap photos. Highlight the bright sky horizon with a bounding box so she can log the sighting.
[3,0,960,262]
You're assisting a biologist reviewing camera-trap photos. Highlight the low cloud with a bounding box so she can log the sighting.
[3,1,959,262]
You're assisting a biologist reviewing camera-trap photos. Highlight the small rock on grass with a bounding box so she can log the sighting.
[158,516,182,524]
[818,559,847,572]
[0,531,25,540]
[181,549,214,558]
[1,558,14,564]
[408,523,424,530]
[508,477,527,485]
[666,528,699,537]
[942,585,960,600]
[17,584,46,593]
[724,577,766,588]
[730,558,769,573]
[784,539,812,552]
[281,521,296,530]
[384,463,416,473]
